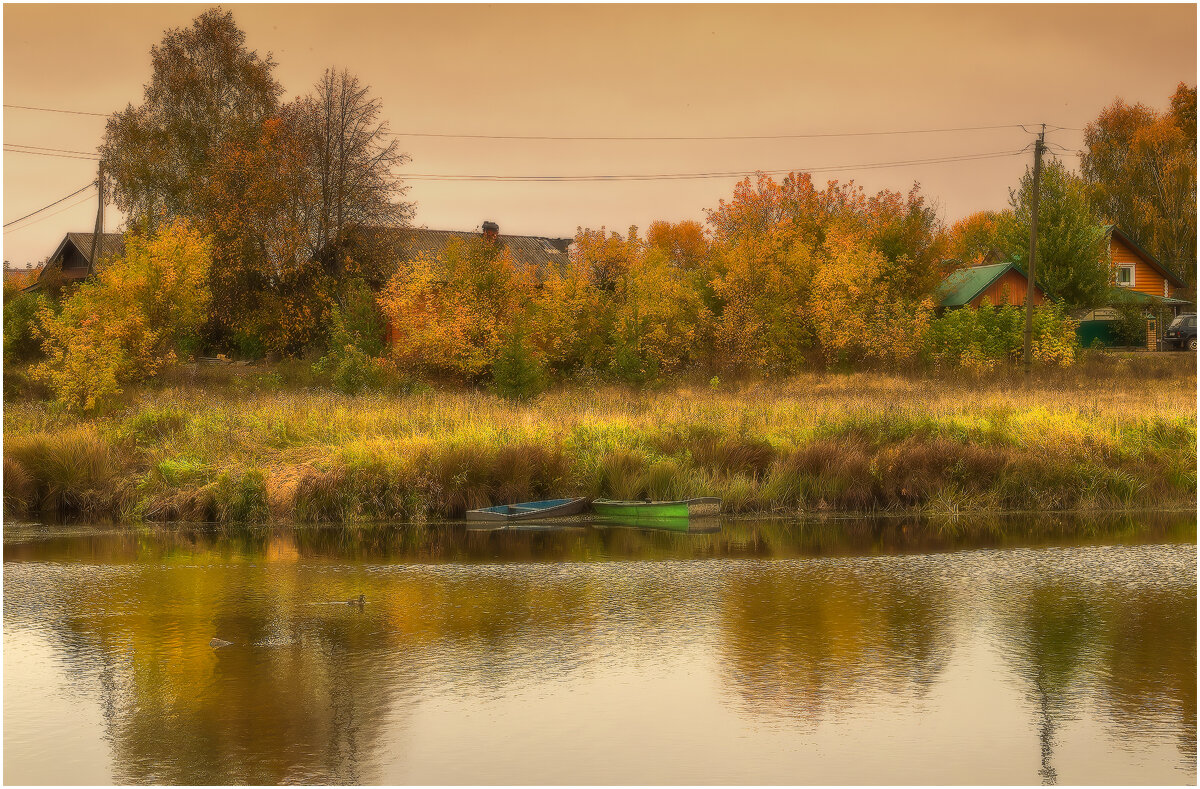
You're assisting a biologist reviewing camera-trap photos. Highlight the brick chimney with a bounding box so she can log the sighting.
[482,220,499,244]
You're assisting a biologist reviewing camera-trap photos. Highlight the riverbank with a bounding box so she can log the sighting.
[4,353,1196,523]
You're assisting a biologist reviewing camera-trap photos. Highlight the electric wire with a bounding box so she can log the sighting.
[5,103,1056,141]
[4,182,97,228]
[4,191,98,234]
[4,103,108,117]
[2,142,1032,181]
[4,147,101,161]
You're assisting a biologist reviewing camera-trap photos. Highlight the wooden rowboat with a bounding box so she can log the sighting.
[592,497,722,523]
[466,497,587,523]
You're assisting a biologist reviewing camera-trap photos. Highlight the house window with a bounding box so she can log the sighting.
[1164,279,1170,297]
[1116,265,1135,287]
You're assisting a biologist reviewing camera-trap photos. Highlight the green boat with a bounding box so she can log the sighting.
[591,497,721,524]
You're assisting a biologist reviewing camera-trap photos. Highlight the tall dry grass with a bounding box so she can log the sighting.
[3,352,1195,522]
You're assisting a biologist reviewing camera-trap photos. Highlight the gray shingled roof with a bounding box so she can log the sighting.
[365,227,573,282]
[63,232,126,265]
[28,232,126,289]
[33,226,574,289]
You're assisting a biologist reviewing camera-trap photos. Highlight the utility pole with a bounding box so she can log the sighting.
[1022,125,1045,378]
[86,162,105,278]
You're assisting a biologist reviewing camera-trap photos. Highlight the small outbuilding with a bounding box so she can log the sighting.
[936,261,1046,311]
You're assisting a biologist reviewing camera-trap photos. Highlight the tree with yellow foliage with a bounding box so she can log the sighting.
[810,231,934,365]
[378,237,535,380]
[34,221,212,412]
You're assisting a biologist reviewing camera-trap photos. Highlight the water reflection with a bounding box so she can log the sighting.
[718,560,953,722]
[3,514,1195,784]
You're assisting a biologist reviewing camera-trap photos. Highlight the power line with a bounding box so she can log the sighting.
[4,147,101,161]
[2,142,1029,182]
[4,103,108,117]
[396,148,1029,182]
[4,182,97,228]
[4,192,100,235]
[5,102,1050,141]
[6,143,100,157]
[382,123,1035,142]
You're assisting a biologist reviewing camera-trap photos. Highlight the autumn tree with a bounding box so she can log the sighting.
[810,231,934,365]
[203,72,410,355]
[1080,84,1197,290]
[378,237,535,380]
[998,158,1110,310]
[946,211,1003,264]
[34,222,212,411]
[101,8,282,227]
[703,173,946,373]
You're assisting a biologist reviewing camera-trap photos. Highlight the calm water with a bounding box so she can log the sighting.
[4,516,1196,785]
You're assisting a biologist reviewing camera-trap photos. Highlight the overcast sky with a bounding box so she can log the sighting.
[3,3,1196,267]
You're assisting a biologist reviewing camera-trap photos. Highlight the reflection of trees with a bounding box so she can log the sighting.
[1095,586,1196,765]
[5,517,1194,783]
[16,532,597,783]
[1001,583,1098,786]
[1000,576,1196,784]
[717,563,953,721]
[4,510,1192,566]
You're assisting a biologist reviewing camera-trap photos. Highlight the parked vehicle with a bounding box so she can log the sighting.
[1164,313,1197,351]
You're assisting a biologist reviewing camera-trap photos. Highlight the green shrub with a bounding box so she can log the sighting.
[313,343,396,395]
[333,278,387,358]
[312,280,395,395]
[214,469,269,522]
[925,302,1079,369]
[3,290,47,365]
[492,331,548,401]
[1110,294,1148,347]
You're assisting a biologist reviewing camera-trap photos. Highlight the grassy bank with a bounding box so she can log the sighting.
[3,352,1196,523]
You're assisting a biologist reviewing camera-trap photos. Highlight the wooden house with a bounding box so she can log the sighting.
[1106,225,1188,309]
[25,232,125,292]
[936,261,1046,311]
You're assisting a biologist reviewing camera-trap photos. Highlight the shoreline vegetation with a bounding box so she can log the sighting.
[3,352,1195,526]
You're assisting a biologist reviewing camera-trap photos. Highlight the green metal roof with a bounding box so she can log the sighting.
[1107,287,1191,306]
[937,262,1028,308]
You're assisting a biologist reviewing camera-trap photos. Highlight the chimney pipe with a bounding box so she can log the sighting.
[482,220,499,244]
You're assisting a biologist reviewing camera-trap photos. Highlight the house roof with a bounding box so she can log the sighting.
[31,226,575,290]
[937,261,1038,308]
[29,232,126,290]
[1107,286,1191,306]
[368,227,572,281]
[1105,225,1186,288]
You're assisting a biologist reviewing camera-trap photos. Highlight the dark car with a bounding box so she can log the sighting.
[1164,313,1197,351]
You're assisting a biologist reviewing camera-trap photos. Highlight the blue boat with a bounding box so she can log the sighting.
[465,497,587,523]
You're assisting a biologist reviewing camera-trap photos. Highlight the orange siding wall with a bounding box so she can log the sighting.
[969,269,1046,308]
[1111,236,1171,298]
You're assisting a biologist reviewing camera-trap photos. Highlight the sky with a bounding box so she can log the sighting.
[3,3,1196,267]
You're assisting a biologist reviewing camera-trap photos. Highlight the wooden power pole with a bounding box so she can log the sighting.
[86,162,105,278]
[1022,125,1045,378]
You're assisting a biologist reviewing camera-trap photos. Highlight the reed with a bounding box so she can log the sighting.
[3,353,1195,523]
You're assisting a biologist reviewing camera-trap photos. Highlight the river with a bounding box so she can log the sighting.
[3,515,1195,785]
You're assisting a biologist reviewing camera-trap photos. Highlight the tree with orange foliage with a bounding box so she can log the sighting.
[1081,83,1196,289]
[704,173,946,373]
[947,211,1003,265]
[204,71,410,356]
[379,237,536,381]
